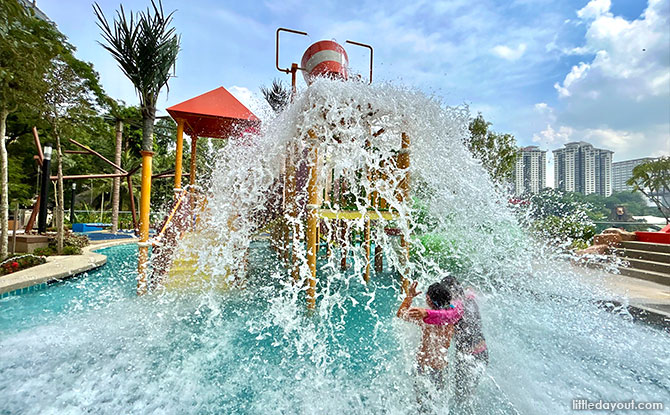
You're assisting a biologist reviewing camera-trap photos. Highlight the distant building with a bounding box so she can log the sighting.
[612,157,655,192]
[513,146,546,196]
[553,142,613,196]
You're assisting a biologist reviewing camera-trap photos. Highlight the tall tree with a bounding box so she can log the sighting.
[627,156,670,224]
[107,105,141,233]
[0,1,62,258]
[94,0,179,292]
[43,57,100,252]
[466,113,519,187]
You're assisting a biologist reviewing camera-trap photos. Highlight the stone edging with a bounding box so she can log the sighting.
[0,239,137,296]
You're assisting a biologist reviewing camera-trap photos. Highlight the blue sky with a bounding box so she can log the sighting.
[40,0,669,185]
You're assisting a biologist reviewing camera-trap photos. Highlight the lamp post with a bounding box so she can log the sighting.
[70,182,76,224]
[38,145,52,234]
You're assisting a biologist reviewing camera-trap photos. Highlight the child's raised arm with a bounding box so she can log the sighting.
[396,281,423,323]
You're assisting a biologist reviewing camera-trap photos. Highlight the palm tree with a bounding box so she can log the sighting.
[94,0,179,293]
[94,1,179,152]
[261,79,290,113]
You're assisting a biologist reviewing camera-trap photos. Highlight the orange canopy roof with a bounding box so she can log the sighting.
[166,87,260,139]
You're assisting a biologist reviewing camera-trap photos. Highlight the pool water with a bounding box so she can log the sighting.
[1,243,668,415]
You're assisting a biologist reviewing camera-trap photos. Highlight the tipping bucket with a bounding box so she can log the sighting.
[301,40,348,84]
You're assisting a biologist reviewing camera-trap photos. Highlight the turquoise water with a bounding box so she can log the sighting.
[1,243,668,414]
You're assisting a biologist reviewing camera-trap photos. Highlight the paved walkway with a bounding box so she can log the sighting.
[0,239,136,295]
[577,264,670,326]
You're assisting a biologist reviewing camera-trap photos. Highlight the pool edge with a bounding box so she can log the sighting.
[0,240,137,297]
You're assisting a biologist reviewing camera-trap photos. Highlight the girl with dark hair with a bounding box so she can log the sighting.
[396,281,456,390]
[408,275,488,406]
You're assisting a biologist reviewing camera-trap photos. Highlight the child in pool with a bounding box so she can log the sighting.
[396,280,456,390]
[408,276,488,406]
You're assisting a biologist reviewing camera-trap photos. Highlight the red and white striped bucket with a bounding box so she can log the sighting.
[300,40,349,84]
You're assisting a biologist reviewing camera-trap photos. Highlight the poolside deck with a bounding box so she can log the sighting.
[0,238,136,296]
[576,264,670,327]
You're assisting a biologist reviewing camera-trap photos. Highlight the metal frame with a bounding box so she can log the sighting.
[345,40,374,84]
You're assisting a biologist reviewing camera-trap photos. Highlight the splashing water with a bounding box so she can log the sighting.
[1,80,668,415]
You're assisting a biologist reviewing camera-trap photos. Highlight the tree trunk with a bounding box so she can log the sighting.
[0,107,9,259]
[111,119,123,232]
[56,133,64,254]
[142,107,155,152]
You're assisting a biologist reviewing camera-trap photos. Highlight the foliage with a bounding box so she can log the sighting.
[466,113,519,185]
[627,156,670,223]
[0,254,46,275]
[65,232,89,248]
[62,245,82,255]
[0,1,183,245]
[32,246,56,256]
[573,191,659,219]
[530,215,596,248]
[35,232,89,256]
[261,79,290,113]
[412,233,470,273]
[517,188,597,248]
[0,0,66,258]
[0,1,65,112]
[94,0,180,151]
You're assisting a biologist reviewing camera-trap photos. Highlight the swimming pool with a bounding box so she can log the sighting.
[1,243,667,415]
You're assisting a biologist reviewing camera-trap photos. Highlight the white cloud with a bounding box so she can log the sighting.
[582,128,644,155]
[536,0,670,163]
[532,124,574,145]
[491,43,527,61]
[228,86,272,120]
[554,62,590,97]
[533,102,556,123]
[558,0,670,107]
[577,0,611,20]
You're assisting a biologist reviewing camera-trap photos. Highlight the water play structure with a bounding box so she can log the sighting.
[148,30,412,308]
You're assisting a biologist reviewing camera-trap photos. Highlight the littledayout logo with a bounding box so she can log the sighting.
[572,399,664,411]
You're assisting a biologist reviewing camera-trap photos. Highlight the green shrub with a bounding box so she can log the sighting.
[532,215,596,245]
[64,233,89,248]
[33,246,57,256]
[516,189,598,247]
[0,255,47,275]
[412,232,470,273]
[47,232,89,253]
[62,245,82,255]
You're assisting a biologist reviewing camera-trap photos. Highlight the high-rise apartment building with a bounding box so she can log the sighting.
[612,157,655,192]
[513,146,546,196]
[553,142,613,196]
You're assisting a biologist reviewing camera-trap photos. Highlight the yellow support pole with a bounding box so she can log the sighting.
[285,143,299,282]
[306,139,319,309]
[340,220,348,271]
[189,136,197,187]
[326,220,333,258]
[364,218,371,282]
[174,119,184,191]
[398,132,410,292]
[374,234,383,272]
[137,150,153,295]
[364,149,371,283]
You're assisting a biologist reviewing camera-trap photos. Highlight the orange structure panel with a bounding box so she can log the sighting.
[166,87,260,139]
